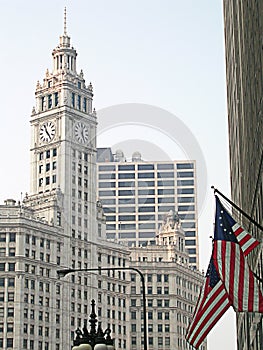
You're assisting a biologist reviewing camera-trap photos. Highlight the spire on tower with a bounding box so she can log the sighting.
[58,7,71,48]
[64,7,67,36]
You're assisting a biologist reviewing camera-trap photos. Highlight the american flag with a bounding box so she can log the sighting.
[185,258,231,348]
[213,196,263,312]
[186,196,263,348]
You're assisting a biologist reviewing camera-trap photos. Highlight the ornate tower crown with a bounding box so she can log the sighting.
[52,7,78,75]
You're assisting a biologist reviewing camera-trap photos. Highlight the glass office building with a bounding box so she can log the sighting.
[97,148,199,269]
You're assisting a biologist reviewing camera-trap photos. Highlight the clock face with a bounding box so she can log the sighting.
[75,122,89,144]
[39,121,56,143]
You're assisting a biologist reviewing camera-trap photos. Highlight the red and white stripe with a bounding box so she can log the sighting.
[186,278,231,348]
[213,240,263,313]
[232,223,260,256]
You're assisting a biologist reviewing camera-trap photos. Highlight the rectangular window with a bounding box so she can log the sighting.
[118,173,135,179]
[99,190,116,197]
[72,93,75,107]
[180,213,195,220]
[158,205,174,212]
[158,188,174,195]
[7,339,13,348]
[41,97,45,111]
[165,312,169,320]
[138,189,155,195]
[158,197,175,203]
[177,163,194,169]
[57,212,61,226]
[98,181,115,188]
[9,233,16,242]
[177,179,194,186]
[8,263,15,271]
[106,224,116,231]
[147,274,152,282]
[83,98,87,112]
[118,165,135,171]
[165,337,170,345]
[157,180,174,186]
[48,94,52,108]
[7,308,14,317]
[182,222,196,229]
[177,187,194,194]
[158,337,163,345]
[77,95,81,109]
[138,164,154,170]
[185,231,196,237]
[138,172,154,178]
[138,197,155,204]
[178,196,194,203]
[148,299,153,307]
[8,292,15,301]
[157,171,174,178]
[119,215,135,221]
[54,92,59,106]
[138,206,155,213]
[178,205,195,211]
[138,223,155,230]
[119,206,135,213]
[157,163,174,170]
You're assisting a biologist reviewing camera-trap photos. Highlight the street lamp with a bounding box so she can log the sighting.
[72,299,114,350]
[57,267,147,350]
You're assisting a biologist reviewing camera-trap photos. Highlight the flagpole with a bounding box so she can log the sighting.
[211,186,263,232]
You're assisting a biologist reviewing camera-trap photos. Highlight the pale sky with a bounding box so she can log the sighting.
[0,1,236,348]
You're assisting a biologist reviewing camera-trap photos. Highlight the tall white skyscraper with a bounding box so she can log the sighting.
[0,10,129,350]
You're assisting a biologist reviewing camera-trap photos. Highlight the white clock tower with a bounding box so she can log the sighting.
[29,9,98,244]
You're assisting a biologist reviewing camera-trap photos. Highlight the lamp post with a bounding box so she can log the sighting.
[57,267,147,350]
[72,299,114,350]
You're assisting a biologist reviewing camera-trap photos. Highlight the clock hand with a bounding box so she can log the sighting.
[44,124,51,139]
[81,129,85,141]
